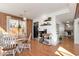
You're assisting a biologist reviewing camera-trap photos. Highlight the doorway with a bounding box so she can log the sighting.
[33,22,39,38]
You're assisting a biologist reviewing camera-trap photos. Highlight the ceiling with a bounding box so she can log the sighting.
[56,3,76,23]
[0,3,76,21]
[56,12,75,23]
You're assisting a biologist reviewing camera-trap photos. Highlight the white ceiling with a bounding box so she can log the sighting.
[56,3,76,23]
[0,3,76,21]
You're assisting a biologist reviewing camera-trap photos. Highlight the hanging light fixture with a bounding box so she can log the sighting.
[23,10,27,21]
[23,17,26,21]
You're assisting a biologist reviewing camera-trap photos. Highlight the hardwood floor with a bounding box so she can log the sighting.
[16,37,79,56]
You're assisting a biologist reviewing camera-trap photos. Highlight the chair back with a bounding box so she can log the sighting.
[0,32,3,39]
[27,33,32,43]
[0,46,3,56]
[1,35,16,49]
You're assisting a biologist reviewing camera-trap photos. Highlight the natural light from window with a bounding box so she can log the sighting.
[55,46,75,56]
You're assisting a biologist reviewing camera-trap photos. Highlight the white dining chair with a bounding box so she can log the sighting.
[16,33,32,53]
[0,46,3,56]
[15,34,27,53]
[22,33,32,51]
[1,36,17,56]
[0,32,3,45]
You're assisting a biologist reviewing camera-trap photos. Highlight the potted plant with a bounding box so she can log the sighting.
[44,17,52,21]
[18,24,21,32]
[18,24,21,29]
[59,36,63,43]
[48,17,51,21]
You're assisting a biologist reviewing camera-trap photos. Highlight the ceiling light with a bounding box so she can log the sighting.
[23,17,27,21]
[22,10,27,21]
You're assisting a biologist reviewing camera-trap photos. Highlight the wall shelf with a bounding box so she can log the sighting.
[44,17,51,22]
[40,22,51,26]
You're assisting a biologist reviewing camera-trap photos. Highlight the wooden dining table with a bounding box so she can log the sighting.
[16,35,28,43]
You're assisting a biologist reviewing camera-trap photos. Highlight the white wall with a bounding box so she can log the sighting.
[50,16,58,45]
[56,20,65,37]
[33,15,58,45]
[59,23,65,36]
[74,18,79,44]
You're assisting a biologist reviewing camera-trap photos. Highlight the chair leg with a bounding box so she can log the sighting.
[20,48,23,52]
[29,44,31,51]
[13,49,15,56]
[16,47,21,53]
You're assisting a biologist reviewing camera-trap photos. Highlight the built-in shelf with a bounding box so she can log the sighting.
[40,23,51,26]
[40,17,52,26]
[44,17,51,22]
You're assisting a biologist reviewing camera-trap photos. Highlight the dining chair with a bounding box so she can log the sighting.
[0,32,3,44]
[16,33,27,53]
[22,33,32,51]
[17,33,32,53]
[16,39,24,53]
[0,32,3,38]
[0,46,3,56]
[1,36,17,56]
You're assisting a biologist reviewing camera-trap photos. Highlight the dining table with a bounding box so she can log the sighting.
[16,35,28,43]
